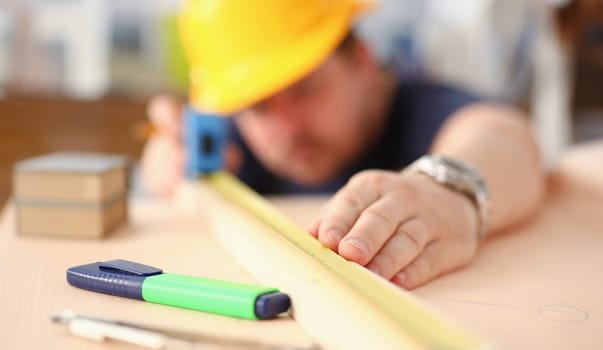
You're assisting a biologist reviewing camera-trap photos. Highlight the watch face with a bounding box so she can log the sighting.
[408,154,491,238]
[440,157,469,174]
[429,155,488,196]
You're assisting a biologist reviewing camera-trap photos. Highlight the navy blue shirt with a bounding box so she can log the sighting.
[230,82,477,194]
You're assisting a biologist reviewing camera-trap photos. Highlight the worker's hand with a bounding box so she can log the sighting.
[140,95,243,197]
[140,95,186,197]
[310,170,479,289]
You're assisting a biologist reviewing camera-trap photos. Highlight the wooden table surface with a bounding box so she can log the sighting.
[1,141,602,349]
[0,198,318,350]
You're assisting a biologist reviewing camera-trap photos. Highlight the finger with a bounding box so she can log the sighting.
[365,218,430,280]
[140,137,185,197]
[337,195,411,265]
[147,95,182,138]
[224,143,243,173]
[391,241,449,290]
[392,221,480,289]
[308,218,321,238]
[316,186,379,251]
[308,200,331,237]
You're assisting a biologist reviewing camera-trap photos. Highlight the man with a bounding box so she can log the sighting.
[142,0,544,289]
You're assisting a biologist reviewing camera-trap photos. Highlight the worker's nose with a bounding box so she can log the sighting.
[264,96,307,137]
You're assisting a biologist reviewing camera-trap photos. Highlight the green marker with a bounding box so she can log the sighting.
[66,259,291,320]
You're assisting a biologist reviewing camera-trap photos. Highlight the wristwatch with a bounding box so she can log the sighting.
[404,154,491,240]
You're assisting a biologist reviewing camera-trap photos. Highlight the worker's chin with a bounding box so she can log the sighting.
[281,162,337,187]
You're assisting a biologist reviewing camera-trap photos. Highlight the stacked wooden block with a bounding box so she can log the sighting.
[13,152,129,239]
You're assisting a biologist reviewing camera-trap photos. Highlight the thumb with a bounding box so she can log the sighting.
[224,143,243,174]
[147,94,183,139]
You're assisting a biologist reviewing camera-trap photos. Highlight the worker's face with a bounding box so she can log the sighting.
[235,46,378,186]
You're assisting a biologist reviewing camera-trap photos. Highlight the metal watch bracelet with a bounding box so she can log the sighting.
[402,155,491,240]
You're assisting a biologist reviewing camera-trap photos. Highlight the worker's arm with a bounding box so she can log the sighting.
[430,103,544,232]
[311,103,545,289]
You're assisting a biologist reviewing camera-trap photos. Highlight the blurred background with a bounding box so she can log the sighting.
[0,0,601,206]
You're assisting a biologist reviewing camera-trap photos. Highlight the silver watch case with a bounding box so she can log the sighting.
[407,154,491,239]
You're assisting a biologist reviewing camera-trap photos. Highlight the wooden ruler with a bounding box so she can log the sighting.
[202,171,486,349]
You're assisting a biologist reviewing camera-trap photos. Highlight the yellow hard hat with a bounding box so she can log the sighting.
[179,0,374,114]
